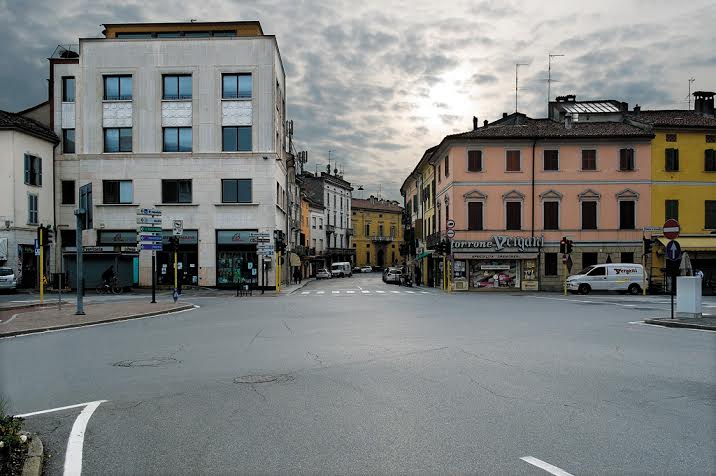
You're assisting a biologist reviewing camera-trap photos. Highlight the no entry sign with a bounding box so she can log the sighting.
[663,219,680,240]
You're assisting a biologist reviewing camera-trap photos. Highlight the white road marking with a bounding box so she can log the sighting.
[346,290,355,294]
[316,291,325,294]
[376,290,385,294]
[0,313,21,325]
[64,400,106,476]
[332,291,340,294]
[391,291,400,294]
[301,291,310,295]
[520,456,574,476]
[15,401,97,418]
[405,290,415,294]
[362,290,371,294]
[420,291,429,294]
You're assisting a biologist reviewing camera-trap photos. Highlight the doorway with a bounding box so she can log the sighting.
[377,248,384,268]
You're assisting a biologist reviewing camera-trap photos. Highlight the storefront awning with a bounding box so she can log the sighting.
[416,251,433,260]
[657,237,716,251]
[290,253,301,266]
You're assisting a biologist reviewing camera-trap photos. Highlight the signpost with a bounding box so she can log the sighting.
[173,220,183,236]
[137,208,162,303]
[446,229,455,239]
[664,219,681,320]
[663,219,680,240]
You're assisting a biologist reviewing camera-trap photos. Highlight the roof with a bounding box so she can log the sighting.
[352,198,403,213]
[300,176,325,207]
[554,100,624,114]
[625,110,716,129]
[101,21,264,37]
[16,101,49,116]
[0,110,59,143]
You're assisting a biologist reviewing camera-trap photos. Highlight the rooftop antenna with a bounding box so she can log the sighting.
[515,63,529,112]
[688,77,696,110]
[547,54,564,107]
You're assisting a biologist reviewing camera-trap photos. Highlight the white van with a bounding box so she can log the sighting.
[330,262,352,278]
[567,263,645,295]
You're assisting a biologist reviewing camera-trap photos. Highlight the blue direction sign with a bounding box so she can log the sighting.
[139,235,162,242]
[140,243,163,251]
[665,239,681,261]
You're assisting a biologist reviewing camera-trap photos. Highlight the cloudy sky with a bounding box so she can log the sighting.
[1,0,714,199]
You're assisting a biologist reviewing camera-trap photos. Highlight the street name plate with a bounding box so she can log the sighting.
[137,226,162,233]
[140,243,163,251]
[137,208,162,216]
[137,217,162,224]
[138,235,162,242]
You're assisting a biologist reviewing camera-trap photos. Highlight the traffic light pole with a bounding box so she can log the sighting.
[74,210,85,315]
[174,250,178,292]
[642,235,647,296]
[151,251,156,304]
[39,227,44,304]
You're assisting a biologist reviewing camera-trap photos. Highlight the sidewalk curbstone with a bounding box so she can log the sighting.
[21,433,43,476]
[287,278,315,295]
[0,304,195,338]
[643,318,716,331]
[0,301,70,312]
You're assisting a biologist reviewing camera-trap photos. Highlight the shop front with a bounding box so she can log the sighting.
[216,230,259,289]
[156,230,199,286]
[451,235,542,291]
[654,236,716,295]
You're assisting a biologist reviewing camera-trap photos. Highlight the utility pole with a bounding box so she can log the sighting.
[547,54,564,107]
[74,209,85,315]
[688,77,696,110]
[515,63,529,112]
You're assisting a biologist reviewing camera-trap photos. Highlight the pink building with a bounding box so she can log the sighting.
[426,112,653,291]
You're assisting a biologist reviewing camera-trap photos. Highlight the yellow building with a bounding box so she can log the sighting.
[351,197,404,268]
[627,97,716,290]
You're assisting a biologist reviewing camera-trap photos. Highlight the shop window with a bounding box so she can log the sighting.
[706,201,716,229]
[162,179,192,203]
[103,180,133,204]
[621,252,634,264]
[61,180,75,205]
[582,252,598,269]
[665,148,679,171]
[506,150,520,171]
[705,149,716,171]
[665,200,678,221]
[506,202,521,230]
[543,150,559,171]
[468,150,482,172]
[582,201,597,230]
[581,149,596,170]
[544,253,558,276]
[222,179,252,203]
[543,201,559,230]
[619,201,636,230]
[468,202,483,230]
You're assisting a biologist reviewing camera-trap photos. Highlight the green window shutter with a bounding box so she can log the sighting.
[24,154,30,183]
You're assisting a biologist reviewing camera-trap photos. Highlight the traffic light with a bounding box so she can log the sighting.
[559,236,567,254]
[444,239,451,256]
[278,241,286,253]
[643,237,653,254]
[566,239,573,254]
[168,236,179,252]
[45,226,54,246]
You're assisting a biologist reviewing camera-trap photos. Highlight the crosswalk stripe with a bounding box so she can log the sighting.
[332,291,340,294]
[301,291,310,295]
[376,290,385,294]
[391,290,400,294]
[362,290,371,293]
[316,291,325,294]
[420,291,429,294]
[405,291,415,294]
[346,290,355,294]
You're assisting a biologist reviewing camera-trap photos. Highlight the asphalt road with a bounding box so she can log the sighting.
[1,273,715,475]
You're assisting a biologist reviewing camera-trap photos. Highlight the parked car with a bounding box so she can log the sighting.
[353,266,362,274]
[0,267,18,292]
[360,266,372,273]
[385,268,402,284]
[331,262,352,278]
[316,268,332,280]
[567,263,645,295]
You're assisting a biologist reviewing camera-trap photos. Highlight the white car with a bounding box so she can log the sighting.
[0,267,18,291]
[360,266,372,273]
[567,263,645,295]
[384,268,402,284]
[316,268,332,280]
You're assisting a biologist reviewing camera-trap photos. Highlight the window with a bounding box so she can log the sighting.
[543,201,559,230]
[222,73,252,99]
[221,179,252,203]
[390,225,396,237]
[582,149,596,170]
[445,204,449,225]
[621,252,634,264]
[413,195,417,213]
[437,164,441,182]
[582,252,599,269]
[665,133,677,142]
[319,218,323,230]
[705,149,716,171]
[665,148,679,171]
[619,148,635,171]
[116,32,152,38]
[506,202,521,230]
[222,126,252,151]
[544,253,558,276]
[468,150,482,171]
[104,128,132,152]
[163,75,192,100]
[23,154,42,186]
[184,31,210,38]
[27,194,38,225]
[102,180,133,204]
[312,217,316,229]
[543,150,559,171]
[62,129,75,153]
[665,199,679,221]
[163,127,192,152]
[706,201,716,229]
[62,77,75,102]
[619,201,636,230]
[103,75,132,100]
[61,180,75,205]
[365,223,370,236]
[161,179,192,203]
[366,251,370,263]
[581,201,597,230]
[468,202,483,230]
[378,224,384,236]
[707,135,716,143]
[444,156,449,177]
[506,150,520,171]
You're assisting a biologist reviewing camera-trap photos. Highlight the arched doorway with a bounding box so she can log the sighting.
[377,248,385,268]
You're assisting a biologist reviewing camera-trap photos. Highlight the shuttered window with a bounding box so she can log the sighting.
[506,150,520,171]
[619,201,636,229]
[543,150,559,171]
[467,150,482,172]
[705,149,716,171]
[506,202,521,230]
[665,148,679,171]
[665,200,678,221]
[543,201,559,230]
[582,201,597,230]
[467,202,483,230]
[619,148,635,171]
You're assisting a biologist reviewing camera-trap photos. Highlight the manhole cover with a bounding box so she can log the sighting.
[112,357,179,367]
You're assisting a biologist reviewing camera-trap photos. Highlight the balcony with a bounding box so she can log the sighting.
[326,224,336,235]
[426,232,442,249]
[371,235,395,243]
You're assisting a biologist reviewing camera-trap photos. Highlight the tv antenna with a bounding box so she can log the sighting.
[515,63,529,112]
[547,54,564,106]
[688,77,696,110]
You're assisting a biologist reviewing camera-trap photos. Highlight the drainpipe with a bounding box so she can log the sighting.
[531,137,537,238]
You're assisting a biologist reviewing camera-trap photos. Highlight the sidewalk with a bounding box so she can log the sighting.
[644,316,716,331]
[0,300,194,337]
[282,278,314,295]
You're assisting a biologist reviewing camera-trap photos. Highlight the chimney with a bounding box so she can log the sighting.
[559,111,566,122]
[564,113,573,129]
[472,116,478,130]
[694,91,715,116]
[503,112,508,118]
[633,104,641,113]
[483,119,488,127]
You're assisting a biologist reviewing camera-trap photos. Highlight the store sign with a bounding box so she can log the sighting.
[453,235,544,252]
[481,264,510,270]
[161,230,198,245]
[454,252,538,260]
[98,231,137,244]
[217,230,259,245]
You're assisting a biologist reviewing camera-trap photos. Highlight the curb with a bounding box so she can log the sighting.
[286,278,315,295]
[0,304,195,338]
[0,301,70,312]
[21,433,43,476]
[643,318,716,331]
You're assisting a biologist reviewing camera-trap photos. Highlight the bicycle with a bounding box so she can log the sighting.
[96,276,123,295]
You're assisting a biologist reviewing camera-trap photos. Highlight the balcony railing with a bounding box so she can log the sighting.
[326,224,336,235]
[371,235,395,243]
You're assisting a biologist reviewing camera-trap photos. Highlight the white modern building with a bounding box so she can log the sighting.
[48,21,289,288]
[0,110,58,288]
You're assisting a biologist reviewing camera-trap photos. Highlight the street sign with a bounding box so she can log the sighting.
[138,235,162,242]
[173,220,183,236]
[447,219,455,229]
[137,217,162,224]
[249,232,271,238]
[137,208,162,216]
[139,243,163,251]
[446,229,455,239]
[256,238,270,243]
[137,226,162,233]
[665,239,681,261]
[34,239,40,256]
[663,219,680,240]
[643,226,661,232]
[138,231,161,237]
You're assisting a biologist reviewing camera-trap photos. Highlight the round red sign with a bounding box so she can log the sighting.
[663,218,680,240]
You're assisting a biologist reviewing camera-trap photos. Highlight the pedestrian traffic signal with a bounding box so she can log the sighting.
[444,239,451,255]
[560,236,567,254]
[566,239,573,254]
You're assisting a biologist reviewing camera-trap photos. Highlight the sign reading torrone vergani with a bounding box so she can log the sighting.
[452,235,544,252]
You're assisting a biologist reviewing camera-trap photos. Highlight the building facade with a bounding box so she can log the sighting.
[0,111,58,288]
[48,21,289,289]
[351,196,403,268]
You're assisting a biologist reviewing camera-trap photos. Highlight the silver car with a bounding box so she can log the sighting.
[384,268,402,284]
[316,268,332,280]
[0,267,18,291]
